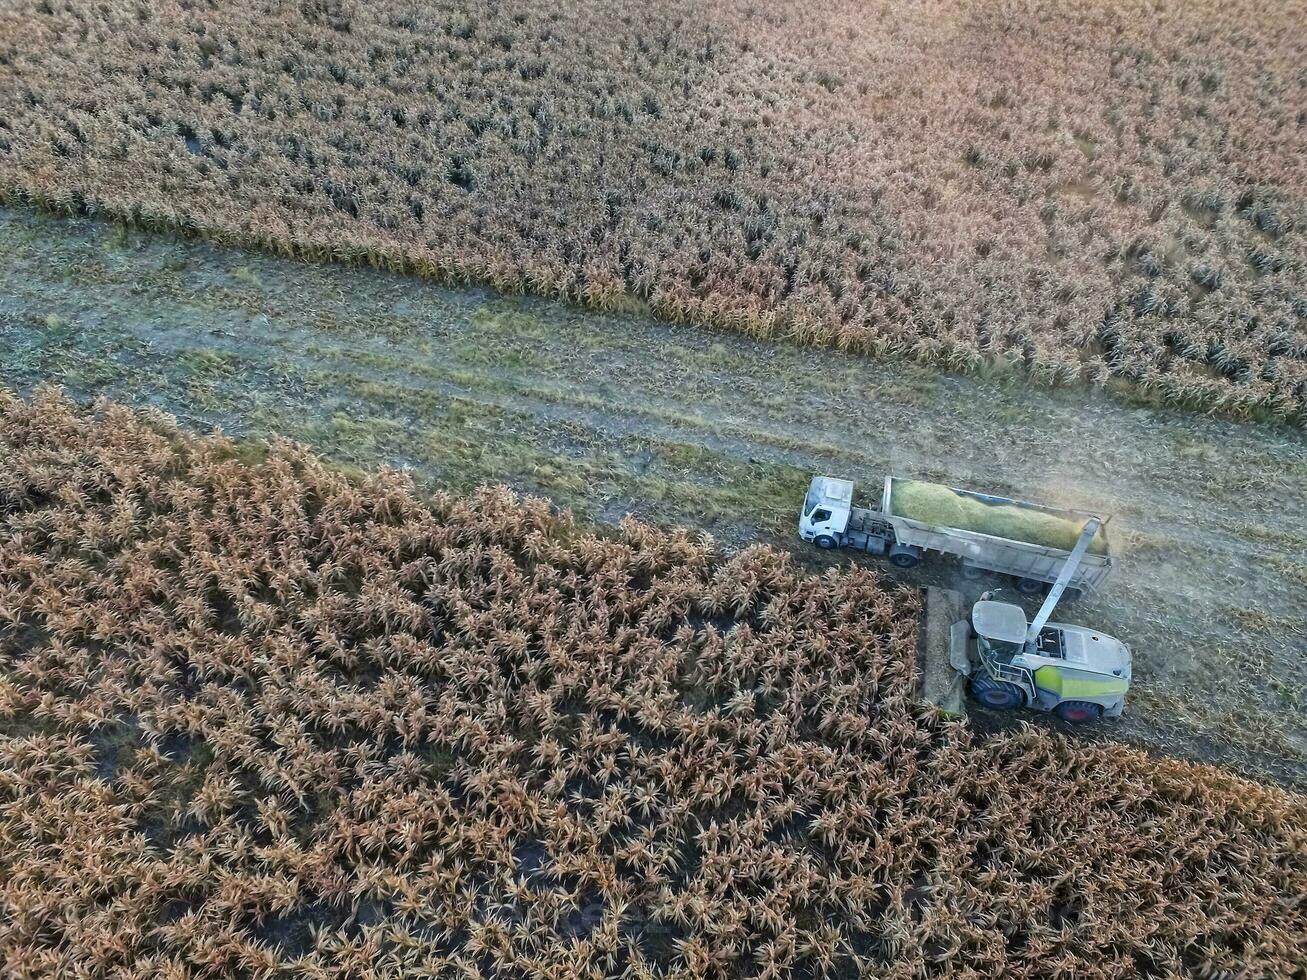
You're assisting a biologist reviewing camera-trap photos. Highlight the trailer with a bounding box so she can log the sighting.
[798,475,1113,595]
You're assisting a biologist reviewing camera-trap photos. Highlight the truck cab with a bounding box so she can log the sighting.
[799,476,854,549]
[970,598,1132,720]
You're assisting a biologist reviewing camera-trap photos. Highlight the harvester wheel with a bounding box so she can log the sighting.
[814,535,838,550]
[970,673,1025,710]
[1056,701,1101,723]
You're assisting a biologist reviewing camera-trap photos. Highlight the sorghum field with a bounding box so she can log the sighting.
[1,0,1304,421]
[1,390,1304,978]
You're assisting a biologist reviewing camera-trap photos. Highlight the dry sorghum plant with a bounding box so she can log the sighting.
[0,0,1303,422]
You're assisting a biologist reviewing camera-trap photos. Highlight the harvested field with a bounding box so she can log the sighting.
[1,1,1305,422]
[2,390,1305,978]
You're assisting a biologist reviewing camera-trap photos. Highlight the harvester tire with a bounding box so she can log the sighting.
[970,674,1025,710]
[1056,701,1101,723]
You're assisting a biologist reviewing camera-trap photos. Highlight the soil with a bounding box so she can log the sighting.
[2,207,1305,790]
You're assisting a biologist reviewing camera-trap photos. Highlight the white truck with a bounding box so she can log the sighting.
[798,475,1113,596]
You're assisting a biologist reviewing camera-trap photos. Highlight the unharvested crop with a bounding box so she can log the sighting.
[1,389,1304,978]
[1,0,1305,422]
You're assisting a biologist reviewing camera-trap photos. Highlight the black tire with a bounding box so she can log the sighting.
[889,545,921,569]
[1056,700,1101,723]
[814,535,838,550]
[1014,576,1046,595]
[961,563,987,581]
[971,673,1026,710]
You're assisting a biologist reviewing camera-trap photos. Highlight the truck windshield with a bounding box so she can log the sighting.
[804,486,821,515]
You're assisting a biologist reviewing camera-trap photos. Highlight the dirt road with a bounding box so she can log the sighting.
[3,208,1305,788]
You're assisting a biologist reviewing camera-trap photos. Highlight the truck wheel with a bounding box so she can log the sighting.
[1014,576,1045,595]
[971,674,1025,710]
[889,544,921,569]
[961,563,986,581]
[814,534,838,550]
[1056,701,1101,723]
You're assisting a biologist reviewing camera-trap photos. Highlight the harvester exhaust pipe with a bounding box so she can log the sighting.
[1025,517,1102,645]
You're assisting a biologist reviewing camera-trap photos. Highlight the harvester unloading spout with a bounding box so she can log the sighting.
[1025,517,1101,646]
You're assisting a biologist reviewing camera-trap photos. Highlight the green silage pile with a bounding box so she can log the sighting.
[890,480,1109,554]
